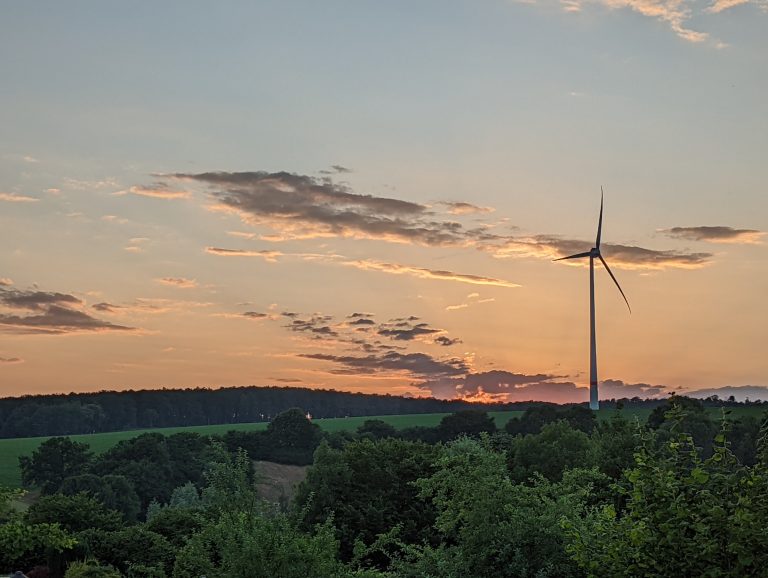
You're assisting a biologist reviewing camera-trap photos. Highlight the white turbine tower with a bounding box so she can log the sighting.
[555,189,630,410]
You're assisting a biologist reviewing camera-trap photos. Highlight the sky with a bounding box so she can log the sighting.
[1,0,767,403]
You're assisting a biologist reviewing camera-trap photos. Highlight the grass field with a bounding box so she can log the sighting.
[0,405,763,488]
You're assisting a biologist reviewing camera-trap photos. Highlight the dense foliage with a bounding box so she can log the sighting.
[3,399,767,578]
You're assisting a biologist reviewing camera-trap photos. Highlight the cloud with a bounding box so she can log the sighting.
[440,201,495,215]
[0,278,13,287]
[243,311,270,319]
[545,0,709,42]
[434,336,462,346]
[0,304,134,334]
[416,371,668,402]
[377,321,441,341]
[686,385,768,402]
[156,169,715,273]
[599,378,666,398]
[115,183,191,200]
[341,259,521,287]
[299,351,470,378]
[0,287,135,334]
[0,290,82,311]
[285,314,339,338]
[0,192,40,203]
[167,171,475,246]
[705,0,752,12]
[492,235,712,270]
[0,356,23,364]
[446,294,495,311]
[157,277,198,289]
[205,247,283,262]
[661,226,765,244]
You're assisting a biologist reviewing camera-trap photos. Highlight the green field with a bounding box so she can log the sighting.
[0,405,762,488]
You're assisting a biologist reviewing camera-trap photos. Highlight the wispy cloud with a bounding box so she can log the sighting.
[0,192,39,203]
[156,277,198,289]
[661,226,765,244]
[440,201,495,215]
[340,259,521,287]
[0,278,13,287]
[0,356,23,364]
[205,247,283,262]
[115,183,191,200]
[491,235,713,270]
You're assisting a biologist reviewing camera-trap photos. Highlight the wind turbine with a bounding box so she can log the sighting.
[555,188,630,411]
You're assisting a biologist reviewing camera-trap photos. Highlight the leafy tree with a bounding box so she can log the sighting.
[564,409,768,577]
[146,507,204,548]
[506,405,596,436]
[508,420,595,482]
[26,493,123,533]
[0,519,76,571]
[173,443,374,578]
[357,419,397,440]
[75,526,174,576]
[19,437,93,494]
[265,408,323,465]
[591,411,639,479]
[59,473,141,522]
[64,560,122,578]
[387,437,595,577]
[647,395,718,455]
[436,410,496,441]
[296,438,439,562]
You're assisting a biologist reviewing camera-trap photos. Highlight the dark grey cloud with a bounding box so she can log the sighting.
[434,336,462,347]
[661,226,764,244]
[0,305,134,334]
[416,372,668,402]
[1,290,82,311]
[377,321,440,341]
[285,314,338,337]
[169,171,473,246]
[93,302,120,313]
[686,385,768,402]
[299,351,469,377]
[0,288,133,334]
[349,317,376,326]
[242,311,269,319]
[600,379,666,399]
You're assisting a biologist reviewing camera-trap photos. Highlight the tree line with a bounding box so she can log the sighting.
[0,386,515,439]
[2,395,767,577]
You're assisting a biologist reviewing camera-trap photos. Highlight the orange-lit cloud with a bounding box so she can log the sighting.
[156,277,198,289]
[205,247,283,262]
[340,259,521,287]
[115,183,191,200]
[0,356,23,364]
[661,226,765,244]
[0,192,39,203]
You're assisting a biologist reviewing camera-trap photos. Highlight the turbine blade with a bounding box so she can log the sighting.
[596,186,604,249]
[598,254,631,313]
[553,251,592,261]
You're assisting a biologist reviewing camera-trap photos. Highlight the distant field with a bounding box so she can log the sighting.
[0,405,762,488]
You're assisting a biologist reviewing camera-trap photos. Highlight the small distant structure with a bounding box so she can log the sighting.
[305,411,313,421]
